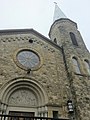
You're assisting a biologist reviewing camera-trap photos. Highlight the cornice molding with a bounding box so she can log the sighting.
[0,28,62,51]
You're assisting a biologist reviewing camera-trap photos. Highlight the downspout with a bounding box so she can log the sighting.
[61,46,78,120]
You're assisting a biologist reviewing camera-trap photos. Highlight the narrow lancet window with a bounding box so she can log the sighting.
[72,57,81,74]
[54,38,57,44]
[70,32,78,46]
[84,60,90,75]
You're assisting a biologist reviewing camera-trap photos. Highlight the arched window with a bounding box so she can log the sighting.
[54,38,57,44]
[84,60,90,75]
[72,57,81,74]
[70,32,78,46]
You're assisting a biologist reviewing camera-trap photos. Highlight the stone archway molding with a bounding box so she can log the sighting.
[0,77,48,107]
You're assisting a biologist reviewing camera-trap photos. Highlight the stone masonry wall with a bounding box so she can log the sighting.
[0,32,70,118]
[49,19,90,120]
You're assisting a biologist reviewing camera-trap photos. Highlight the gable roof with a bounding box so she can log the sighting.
[0,28,62,50]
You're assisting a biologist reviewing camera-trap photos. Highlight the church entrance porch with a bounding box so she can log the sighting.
[0,78,48,117]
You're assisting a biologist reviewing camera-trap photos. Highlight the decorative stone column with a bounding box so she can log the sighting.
[38,106,48,117]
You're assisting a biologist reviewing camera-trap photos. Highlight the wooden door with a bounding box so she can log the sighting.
[9,111,35,120]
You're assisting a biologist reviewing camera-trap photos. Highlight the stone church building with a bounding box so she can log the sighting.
[0,4,90,120]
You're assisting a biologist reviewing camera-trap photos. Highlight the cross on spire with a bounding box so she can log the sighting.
[54,2,57,5]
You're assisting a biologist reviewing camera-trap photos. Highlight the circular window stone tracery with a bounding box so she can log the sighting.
[14,49,42,71]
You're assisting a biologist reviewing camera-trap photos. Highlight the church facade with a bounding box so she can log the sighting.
[0,8,90,120]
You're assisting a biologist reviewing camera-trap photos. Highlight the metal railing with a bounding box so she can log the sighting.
[0,114,69,120]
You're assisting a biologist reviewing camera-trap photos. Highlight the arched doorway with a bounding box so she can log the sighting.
[0,77,48,117]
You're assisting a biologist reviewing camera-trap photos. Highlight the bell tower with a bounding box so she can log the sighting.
[49,3,90,120]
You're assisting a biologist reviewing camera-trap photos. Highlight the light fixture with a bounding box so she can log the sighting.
[67,100,74,113]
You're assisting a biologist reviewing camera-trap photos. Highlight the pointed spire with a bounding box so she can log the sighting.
[53,2,67,22]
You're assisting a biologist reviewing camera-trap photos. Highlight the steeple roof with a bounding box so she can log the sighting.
[53,2,67,22]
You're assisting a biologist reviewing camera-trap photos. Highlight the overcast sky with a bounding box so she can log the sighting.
[0,0,90,51]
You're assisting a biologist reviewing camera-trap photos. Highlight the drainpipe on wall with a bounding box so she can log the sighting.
[61,45,77,120]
